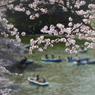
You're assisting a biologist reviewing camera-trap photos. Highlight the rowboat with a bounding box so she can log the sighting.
[74,60,95,65]
[78,48,87,53]
[24,60,33,65]
[25,45,30,49]
[28,77,49,86]
[67,58,89,62]
[42,58,62,62]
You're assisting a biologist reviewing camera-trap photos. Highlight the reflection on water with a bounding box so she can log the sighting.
[7,43,95,95]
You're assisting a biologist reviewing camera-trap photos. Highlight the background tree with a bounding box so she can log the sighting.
[0,0,95,54]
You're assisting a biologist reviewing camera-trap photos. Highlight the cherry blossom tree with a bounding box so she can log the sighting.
[1,0,95,54]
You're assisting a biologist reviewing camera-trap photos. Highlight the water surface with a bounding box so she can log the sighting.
[7,43,95,95]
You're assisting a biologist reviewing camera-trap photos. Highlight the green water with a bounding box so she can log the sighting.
[8,42,95,95]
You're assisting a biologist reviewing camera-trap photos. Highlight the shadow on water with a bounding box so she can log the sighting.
[4,39,95,95]
[5,61,44,74]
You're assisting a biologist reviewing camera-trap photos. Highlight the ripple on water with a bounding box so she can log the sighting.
[5,43,95,95]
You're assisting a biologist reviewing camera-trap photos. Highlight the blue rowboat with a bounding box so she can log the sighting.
[78,48,87,53]
[25,45,30,49]
[74,60,95,65]
[28,77,49,86]
[24,60,33,65]
[67,58,89,62]
[42,58,62,62]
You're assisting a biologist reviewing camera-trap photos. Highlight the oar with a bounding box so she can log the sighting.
[25,80,28,82]
[24,77,28,83]
[46,78,53,81]
[46,76,59,81]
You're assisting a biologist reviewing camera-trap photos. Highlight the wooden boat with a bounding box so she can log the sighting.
[24,60,33,65]
[42,58,62,62]
[28,77,49,86]
[67,58,89,62]
[74,60,95,65]
[78,48,87,53]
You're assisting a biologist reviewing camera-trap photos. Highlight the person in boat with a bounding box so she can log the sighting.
[20,56,27,65]
[24,56,27,61]
[45,54,49,59]
[70,57,72,59]
[51,55,54,59]
[67,57,72,60]
[85,58,89,62]
[77,59,80,63]
[67,57,70,60]
[42,78,46,83]
[76,55,80,59]
[76,55,80,63]
[35,75,40,81]
[57,56,60,59]
[40,77,46,83]
[35,75,46,83]
[81,45,84,50]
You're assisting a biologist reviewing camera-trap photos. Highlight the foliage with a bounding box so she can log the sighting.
[0,0,95,54]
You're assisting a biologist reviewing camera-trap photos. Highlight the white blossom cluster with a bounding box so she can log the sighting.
[74,0,86,9]
[0,77,13,87]
[0,65,23,76]
[0,17,26,42]
[0,0,95,54]
[0,88,12,95]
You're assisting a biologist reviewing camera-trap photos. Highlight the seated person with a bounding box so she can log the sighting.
[35,76,46,83]
[67,57,70,60]
[51,55,54,59]
[35,75,40,81]
[24,57,27,62]
[45,54,48,59]
[20,57,27,64]
[81,45,84,50]
[70,57,72,60]
[76,55,80,60]
[85,58,89,62]
[77,59,80,63]
[67,57,72,60]
[57,56,60,59]
[42,78,46,83]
